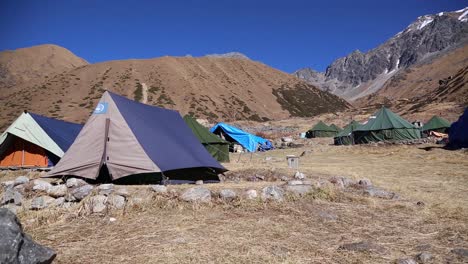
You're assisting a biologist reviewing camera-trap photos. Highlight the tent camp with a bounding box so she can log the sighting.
[46,91,226,183]
[306,121,337,138]
[422,116,451,134]
[210,123,273,152]
[448,108,468,149]
[329,124,342,133]
[334,120,361,145]
[0,112,82,168]
[183,115,230,162]
[353,107,421,144]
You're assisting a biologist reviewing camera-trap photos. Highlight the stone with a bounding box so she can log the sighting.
[30,196,56,210]
[88,195,107,213]
[281,137,293,143]
[261,186,284,201]
[32,180,52,192]
[1,204,20,214]
[358,178,372,187]
[47,184,68,198]
[0,208,56,264]
[107,194,125,209]
[287,180,303,186]
[415,252,432,263]
[294,171,305,180]
[14,176,29,186]
[65,178,87,188]
[109,217,117,222]
[284,185,312,196]
[255,174,265,180]
[64,193,77,202]
[114,187,130,197]
[181,187,211,203]
[71,184,94,201]
[1,180,15,188]
[280,176,289,182]
[2,188,23,206]
[13,184,26,195]
[244,189,258,200]
[195,180,204,185]
[338,241,386,254]
[396,258,417,264]
[150,185,168,194]
[363,187,399,199]
[53,197,65,207]
[219,189,237,201]
[97,184,114,195]
[451,248,468,258]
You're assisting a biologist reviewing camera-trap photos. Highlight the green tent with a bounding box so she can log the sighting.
[306,121,337,138]
[422,116,451,134]
[329,124,342,133]
[354,107,421,144]
[334,120,361,145]
[183,115,230,162]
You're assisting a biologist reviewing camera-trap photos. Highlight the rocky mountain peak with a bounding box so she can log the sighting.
[205,52,250,60]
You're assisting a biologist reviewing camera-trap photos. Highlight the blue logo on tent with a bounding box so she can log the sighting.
[93,103,108,114]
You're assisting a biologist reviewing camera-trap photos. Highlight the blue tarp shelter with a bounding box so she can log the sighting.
[210,123,273,152]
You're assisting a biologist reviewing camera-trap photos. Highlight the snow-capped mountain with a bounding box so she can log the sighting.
[294,7,468,101]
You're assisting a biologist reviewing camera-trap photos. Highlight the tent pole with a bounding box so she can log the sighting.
[22,141,25,166]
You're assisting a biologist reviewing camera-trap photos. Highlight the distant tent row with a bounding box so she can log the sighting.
[0,112,82,168]
[306,121,339,138]
[45,91,227,183]
[210,123,273,152]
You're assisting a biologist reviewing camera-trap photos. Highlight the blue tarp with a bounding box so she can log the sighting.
[109,92,226,173]
[448,108,468,149]
[29,113,83,152]
[210,122,273,152]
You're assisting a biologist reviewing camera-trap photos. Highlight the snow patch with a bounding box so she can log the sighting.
[458,10,468,22]
[418,17,433,30]
[396,59,400,69]
[455,7,468,13]
[384,68,388,74]
[438,12,444,16]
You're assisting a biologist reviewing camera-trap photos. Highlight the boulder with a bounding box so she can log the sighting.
[261,186,284,201]
[243,189,258,200]
[338,241,386,254]
[415,252,432,263]
[150,185,168,194]
[2,188,23,206]
[88,195,107,213]
[180,187,211,203]
[47,184,68,198]
[97,184,114,196]
[396,258,417,264]
[0,208,56,264]
[14,176,29,186]
[219,189,237,201]
[107,195,126,209]
[30,196,56,210]
[195,180,204,185]
[1,180,15,188]
[294,171,305,180]
[65,178,87,188]
[287,180,303,186]
[32,180,52,193]
[71,184,94,201]
[284,185,312,196]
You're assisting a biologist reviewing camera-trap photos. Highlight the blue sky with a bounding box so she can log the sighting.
[0,0,465,73]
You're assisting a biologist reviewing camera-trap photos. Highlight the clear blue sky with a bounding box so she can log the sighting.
[0,0,466,73]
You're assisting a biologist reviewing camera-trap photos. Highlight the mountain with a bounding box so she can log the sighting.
[205,52,250,59]
[294,7,468,101]
[0,45,350,131]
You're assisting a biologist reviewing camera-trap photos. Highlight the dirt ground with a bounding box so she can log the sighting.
[4,142,468,263]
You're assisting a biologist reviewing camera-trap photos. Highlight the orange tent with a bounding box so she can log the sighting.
[0,136,48,167]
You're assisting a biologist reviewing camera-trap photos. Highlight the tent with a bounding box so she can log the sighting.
[334,120,361,145]
[183,115,230,162]
[448,108,468,149]
[306,121,337,138]
[0,112,82,168]
[422,116,451,134]
[353,107,421,144]
[210,123,273,152]
[46,91,226,183]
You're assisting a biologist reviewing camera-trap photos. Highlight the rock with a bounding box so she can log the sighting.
[1,180,15,188]
[255,174,265,181]
[280,176,289,182]
[287,180,303,186]
[219,189,237,201]
[294,171,305,180]
[396,258,417,264]
[97,184,114,196]
[415,252,432,263]
[71,184,94,201]
[88,195,107,213]
[181,187,211,203]
[451,248,468,258]
[329,176,354,189]
[47,184,68,198]
[0,208,56,264]
[53,197,65,207]
[363,187,399,199]
[244,189,258,200]
[30,196,56,210]
[150,185,168,194]
[284,185,312,196]
[195,180,204,185]
[114,187,130,197]
[338,241,386,254]
[358,179,372,187]
[65,178,87,188]
[13,184,26,195]
[281,137,293,143]
[14,176,29,186]
[2,188,23,206]
[416,201,425,207]
[32,180,52,192]
[64,193,77,202]
[1,204,20,214]
[109,217,117,222]
[261,186,284,201]
[107,194,125,209]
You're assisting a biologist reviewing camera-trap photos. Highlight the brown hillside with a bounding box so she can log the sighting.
[0,45,350,130]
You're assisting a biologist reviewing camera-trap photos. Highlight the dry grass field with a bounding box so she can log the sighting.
[2,142,468,263]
